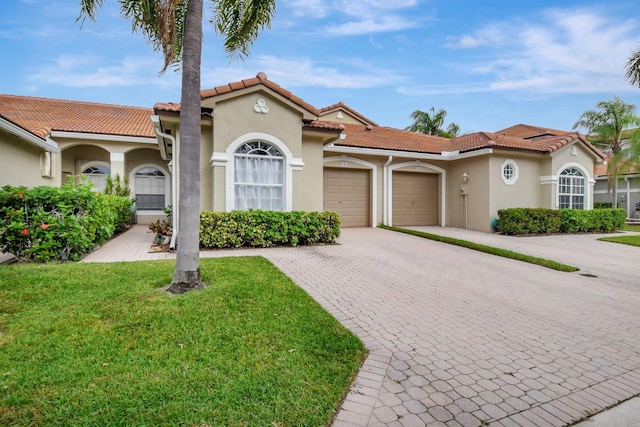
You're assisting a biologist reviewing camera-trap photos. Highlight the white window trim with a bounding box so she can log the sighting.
[555,162,592,210]
[129,163,171,209]
[388,161,446,227]
[500,159,519,185]
[323,156,378,227]
[80,160,111,175]
[225,132,296,212]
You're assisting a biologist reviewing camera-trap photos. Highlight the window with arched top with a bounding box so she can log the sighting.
[134,167,166,210]
[558,167,585,209]
[82,164,110,192]
[234,141,284,211]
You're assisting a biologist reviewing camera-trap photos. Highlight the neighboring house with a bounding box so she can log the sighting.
[1,73,606,233]
[593,160,640,218]
[0,95,167,224]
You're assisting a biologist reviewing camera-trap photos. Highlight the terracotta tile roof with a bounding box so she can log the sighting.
[304,120,345,132]
[595,159,610,177]
[0,94,154,140]
[594,156,639,177]
[495,123,571,139]
[336,123,451,154]
[333,124,607,158]
[318,102,379,126]
[199,72,318,115]
[450,131,605,158]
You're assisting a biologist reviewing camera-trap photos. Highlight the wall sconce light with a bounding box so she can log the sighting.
[462,172,469,182]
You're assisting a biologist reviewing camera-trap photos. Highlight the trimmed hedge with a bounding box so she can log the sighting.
[496,207,627,235]
[200,210,341,249]
[0,183,128,262]
[594,202,613,209]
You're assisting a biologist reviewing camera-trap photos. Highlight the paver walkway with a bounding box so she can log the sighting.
[83,226,640,426]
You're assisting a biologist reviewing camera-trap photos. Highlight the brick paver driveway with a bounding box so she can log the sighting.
[259,228,640,426]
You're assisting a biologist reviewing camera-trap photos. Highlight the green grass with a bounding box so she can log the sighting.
[599,234,640,247]
[600,224,640,246]
[0,257,366,426]
[382,225,579,272]
[621,223,640,232]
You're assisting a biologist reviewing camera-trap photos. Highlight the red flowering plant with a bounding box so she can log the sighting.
[0,182,117,262]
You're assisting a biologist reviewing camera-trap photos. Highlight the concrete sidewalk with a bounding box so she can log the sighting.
[83,225,640,426]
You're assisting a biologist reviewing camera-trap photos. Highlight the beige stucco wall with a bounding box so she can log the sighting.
[549,143,597,209]
[489,154,543,218]
[300,137,325,211]
[206,90,322,212]
[0,132,60,187]
[446,156,491,231]
[318,110,365,125]
[200,125,214,210]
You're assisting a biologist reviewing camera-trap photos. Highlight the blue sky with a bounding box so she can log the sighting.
[2,0,640,134]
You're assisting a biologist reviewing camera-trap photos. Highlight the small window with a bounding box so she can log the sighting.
[82,164,111,192]
[501,159,518,185]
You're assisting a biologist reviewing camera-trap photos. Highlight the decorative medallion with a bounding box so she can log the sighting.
[336,112,344,119]
[254,99,269,114]
[571,146,578,156]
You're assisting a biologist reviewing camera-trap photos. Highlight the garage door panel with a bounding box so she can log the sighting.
[323,168,370,227]
[392,172,438,226]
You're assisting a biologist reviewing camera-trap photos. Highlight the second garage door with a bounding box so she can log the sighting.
[392,172,438,226]
[323,168,370,227]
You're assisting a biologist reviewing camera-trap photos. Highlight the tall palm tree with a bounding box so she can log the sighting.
[573,96,640,207]
[79,0,276,293]
[406,107,459,138]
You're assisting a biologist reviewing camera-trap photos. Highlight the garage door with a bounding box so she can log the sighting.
[323,168,370,227]
[392,172,438,226]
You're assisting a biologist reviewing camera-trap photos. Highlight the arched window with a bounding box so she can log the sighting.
[559,167,585,209]
[82,164,110,192]
[135,167,166,210]
[234,141,284,211]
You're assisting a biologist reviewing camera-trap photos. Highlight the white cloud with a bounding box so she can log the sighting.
[202,55,404,90]
[439,7,640,95]
[325,16,418,36]
[282,0,421,35]
[26,54,179,89]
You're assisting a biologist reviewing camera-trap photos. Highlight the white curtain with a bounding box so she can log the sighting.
[234,155,284,210]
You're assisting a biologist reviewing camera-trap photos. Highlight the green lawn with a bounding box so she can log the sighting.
[382,225,579,272]
[599,234,640,247]
[0,257,366,426]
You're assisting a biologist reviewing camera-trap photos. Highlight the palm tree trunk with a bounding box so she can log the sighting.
[168,0,205,294]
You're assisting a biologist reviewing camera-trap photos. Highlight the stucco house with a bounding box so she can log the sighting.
[0,95,167,224]
[1,72,606,234]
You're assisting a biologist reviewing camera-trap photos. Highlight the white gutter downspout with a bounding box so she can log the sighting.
[151,116,178,251]
[383,156,393,225]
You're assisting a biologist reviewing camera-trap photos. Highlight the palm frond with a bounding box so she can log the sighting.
[626,46,640,88]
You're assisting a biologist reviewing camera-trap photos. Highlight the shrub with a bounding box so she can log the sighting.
[558,208,626,233]
[199,210,341,249]
[496,208,560,235]
[594,202,613,209]
[102,195,133,233]
[0,182,117,262]
[497,207,626,235]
